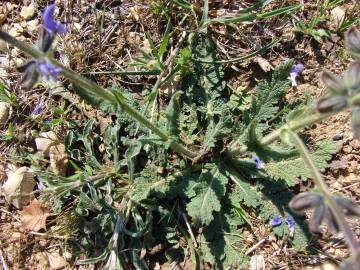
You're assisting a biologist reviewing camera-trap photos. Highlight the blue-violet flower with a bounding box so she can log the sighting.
[290,63,304,86]
[252,155,265,169]
[43,4,67,35]
[33,102,43,115]
[286,216,296,230]
[38,62,61,81]
[270,216,282,227]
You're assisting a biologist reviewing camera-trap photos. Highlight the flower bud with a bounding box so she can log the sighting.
[351,106,360,140]
[335,196,360,217]
[309,203,326,233]
[325,208,339,233]
[340,256,360,270]
[17,61,40,89]
[321,71,347,95]
[345,27,360,59]
[37,28,55,53]
[316,96,348,114]
[289,192,323,213]
[345,61,360,95]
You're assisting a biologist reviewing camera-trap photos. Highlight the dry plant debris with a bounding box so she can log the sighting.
[20,198,49,232]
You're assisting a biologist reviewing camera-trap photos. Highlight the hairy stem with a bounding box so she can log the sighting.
[288,130,360,254]
[0,30,196,159]
[227,110,329,158]
[261,112,328,145]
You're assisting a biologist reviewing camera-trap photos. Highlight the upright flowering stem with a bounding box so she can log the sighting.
[287,129,360,255]
[0,30,196,159]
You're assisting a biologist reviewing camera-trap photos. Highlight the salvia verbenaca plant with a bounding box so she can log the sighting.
[1,3,360,269]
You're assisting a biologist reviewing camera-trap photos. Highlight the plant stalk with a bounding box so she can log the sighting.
[0,30,196,159]
[288,129,360,254]
[228,105,348,158]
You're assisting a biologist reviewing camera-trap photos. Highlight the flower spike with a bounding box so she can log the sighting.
[43,4,67,35]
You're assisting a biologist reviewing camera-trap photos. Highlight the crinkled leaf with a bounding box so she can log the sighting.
[264,139,341,186]
[186,163,228,225]
[200,212,249,269]
[179,104,198,144]
[246,60,293,123]
[203,115,232,150]
[228,171,262,208]
[182,34,225,110]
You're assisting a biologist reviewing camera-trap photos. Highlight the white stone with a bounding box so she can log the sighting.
[27,19,39,32]
[249,254,265,270]
[0,39,6,51]
[0,102,10,126]
[35,131,59,157]
[1,167,35,209]
[20,3,36,20]
[47,251,68,270]
[9,24,23,37]
[307,262,338,270]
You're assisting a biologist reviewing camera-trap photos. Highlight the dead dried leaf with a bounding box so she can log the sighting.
[20,198,50,231]
[330,7,345,28]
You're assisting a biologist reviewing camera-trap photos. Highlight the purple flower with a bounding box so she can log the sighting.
[33,102,43,115]
[270,216,282,227]
[290,63,304,86]
[252,156,265,169]
[286,216,296,230]
[43,4,67,35]
[38,62,61,81]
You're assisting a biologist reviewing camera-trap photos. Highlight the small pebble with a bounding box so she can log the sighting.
[328,159,347,170]
[343,145,352,154]
[332,133,343,141]
[249,254,265,270]
[349,139,360,150]
[11,232,23,240]
[9,24,23,37]
[0,40,6,51]
[27,19,39,32]
[20,3,36,20]
[348,161,359,173]
[0,102,10,126]
[0,14,6,24]
[5,3,15,12]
